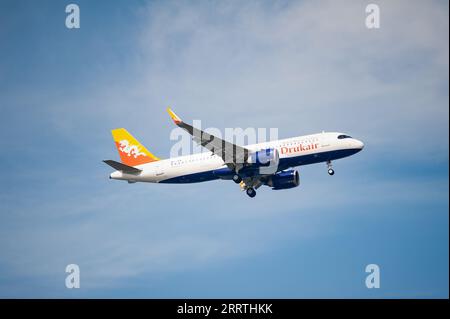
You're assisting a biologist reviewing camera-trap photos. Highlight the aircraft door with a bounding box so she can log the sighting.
[154,164,164,177]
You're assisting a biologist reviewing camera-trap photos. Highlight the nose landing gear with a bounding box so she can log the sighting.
[327,161,335,175]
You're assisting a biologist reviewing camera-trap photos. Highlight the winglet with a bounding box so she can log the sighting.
[167,107,182,125]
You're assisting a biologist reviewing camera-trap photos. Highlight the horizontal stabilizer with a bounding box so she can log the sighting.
[103,160,142,174]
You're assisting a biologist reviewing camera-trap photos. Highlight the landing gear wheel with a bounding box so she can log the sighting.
[246,188,256,198]
[232,174,242,184]
[326,160,334,176]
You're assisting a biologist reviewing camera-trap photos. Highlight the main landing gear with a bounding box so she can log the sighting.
[232,174,242,184]
[234,174,256,198]
[327,161,335,176]
[246,187,256,198]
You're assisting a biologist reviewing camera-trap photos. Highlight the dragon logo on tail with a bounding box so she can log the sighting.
[118,140,147,158]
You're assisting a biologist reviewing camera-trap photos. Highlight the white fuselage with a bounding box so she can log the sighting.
[110,132,364,183]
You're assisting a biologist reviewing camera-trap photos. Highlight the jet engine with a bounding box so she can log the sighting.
[267,170,300,190]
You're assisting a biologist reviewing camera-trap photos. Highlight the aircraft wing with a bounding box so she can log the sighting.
[167,108,250,170]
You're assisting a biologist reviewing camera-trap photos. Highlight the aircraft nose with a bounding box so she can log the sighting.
[355,139,364,150]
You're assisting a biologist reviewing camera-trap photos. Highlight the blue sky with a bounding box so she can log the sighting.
[0,0,448,298]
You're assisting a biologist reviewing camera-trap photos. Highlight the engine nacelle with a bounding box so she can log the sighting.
[246,148,279,168]
[268,170,300,190]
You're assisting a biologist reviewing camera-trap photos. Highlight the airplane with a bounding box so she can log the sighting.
[104,108,364,198]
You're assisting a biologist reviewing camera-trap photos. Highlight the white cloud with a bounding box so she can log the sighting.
[130,0,448,154]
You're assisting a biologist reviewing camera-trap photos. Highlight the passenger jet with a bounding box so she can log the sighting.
[104,108,364,198]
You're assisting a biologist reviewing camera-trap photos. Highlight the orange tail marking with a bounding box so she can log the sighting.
[111,128,160,166]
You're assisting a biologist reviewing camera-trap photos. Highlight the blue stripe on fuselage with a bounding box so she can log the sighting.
[159,148,361,184]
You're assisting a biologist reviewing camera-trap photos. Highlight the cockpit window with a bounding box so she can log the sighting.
[337,134,352,139]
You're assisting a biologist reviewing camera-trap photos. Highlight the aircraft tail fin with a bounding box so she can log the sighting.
[111,128,160,166]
